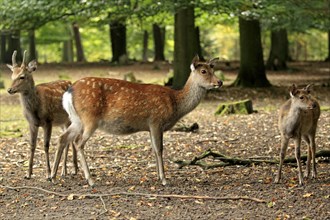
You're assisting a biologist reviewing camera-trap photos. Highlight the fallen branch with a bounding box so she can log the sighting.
[174,149,330,169]
[0,185,266,203]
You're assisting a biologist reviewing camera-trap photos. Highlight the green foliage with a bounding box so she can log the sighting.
[0,0,327,62]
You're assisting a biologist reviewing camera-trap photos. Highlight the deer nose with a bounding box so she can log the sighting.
[7,88,14,94]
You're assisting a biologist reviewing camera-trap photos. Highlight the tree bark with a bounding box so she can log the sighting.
[266,29,289,70]
[233,17,271,87]
[142,30,148,62]
[153,23,165,61]
[6,31,22,63]
[0,32,6,64]
[72,22,86,62]
[62,40,74,62]
[28,29,37,61]
[326,30,330,62]
[109,20,127,63]
[195,26,204,61]
[173,6,197,89]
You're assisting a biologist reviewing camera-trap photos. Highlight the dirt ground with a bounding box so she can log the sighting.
[0,61,329,219]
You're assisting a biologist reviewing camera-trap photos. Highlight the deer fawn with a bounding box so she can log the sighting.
[50,55,222,186]
[7,50,78,179]
[275,84,320,185]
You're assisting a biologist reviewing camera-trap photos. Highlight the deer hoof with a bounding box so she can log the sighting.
[88,178,95,187]
[161,178,167,186]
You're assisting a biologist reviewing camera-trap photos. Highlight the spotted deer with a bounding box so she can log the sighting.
[7,50,78,179]
[50,55,222,186]
[274,84,320,185]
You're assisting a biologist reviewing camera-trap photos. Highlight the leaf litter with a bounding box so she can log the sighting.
[0,62,329,219]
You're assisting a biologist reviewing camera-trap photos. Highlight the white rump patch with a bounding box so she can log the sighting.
[62,91,82,132]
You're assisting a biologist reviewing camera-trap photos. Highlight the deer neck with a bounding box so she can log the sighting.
[19,83,40,116]
[174,76,206,118]
[285,101,303,134]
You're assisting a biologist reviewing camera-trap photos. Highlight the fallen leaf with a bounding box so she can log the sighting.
[303,193,313,198]
[67,194,75,200]
[267,201,275,208]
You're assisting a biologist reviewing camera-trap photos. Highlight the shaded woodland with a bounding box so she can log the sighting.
[0,0,329,88]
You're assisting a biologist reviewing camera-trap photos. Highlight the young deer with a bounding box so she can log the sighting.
[274,84,320,185]
[7,50,78,179]
[51,55,222,186]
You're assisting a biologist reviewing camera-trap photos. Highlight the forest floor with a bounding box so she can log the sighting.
[0,61,329,219]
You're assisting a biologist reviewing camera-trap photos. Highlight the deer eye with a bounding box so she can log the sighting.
[19,75,25,80]
[201,69,207,74]
[210,64,214,68]
[299,96,304,100]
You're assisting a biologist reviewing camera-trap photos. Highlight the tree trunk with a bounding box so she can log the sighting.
[142,30,148,62]
[195,26,204,61]
[266,29,289,70]
[28,29,37,61]
[109,20,127,63]
[6,31,22,63]
[62,40,74,62]
[72,22,86,62]
[326,30,330,62]
[173,6,196,89]
[233,17,271,87]
[153,23,165,61]
[0,32,6,64]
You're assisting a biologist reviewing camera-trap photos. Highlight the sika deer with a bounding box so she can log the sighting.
[274,84,320,185]
[7,50,78,179]
[51,55,222,186]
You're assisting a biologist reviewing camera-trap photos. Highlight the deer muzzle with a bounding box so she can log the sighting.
[7,88,16,94]
[213,80,223,89]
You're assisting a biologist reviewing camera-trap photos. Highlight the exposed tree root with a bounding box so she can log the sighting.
[174,149,330,169]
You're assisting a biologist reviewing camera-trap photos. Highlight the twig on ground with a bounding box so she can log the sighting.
[0,185,266,203]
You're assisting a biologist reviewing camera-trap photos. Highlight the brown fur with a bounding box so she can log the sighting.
[7,50,78,179]
[275,84,320,185]
[51,55,222,186]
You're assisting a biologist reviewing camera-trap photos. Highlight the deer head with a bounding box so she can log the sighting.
[289,84,317,110]
[7,50,38,94]
[190,55,222,90]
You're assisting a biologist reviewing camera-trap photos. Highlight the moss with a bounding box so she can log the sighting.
[320,106,330,112]
[215,99,253,116]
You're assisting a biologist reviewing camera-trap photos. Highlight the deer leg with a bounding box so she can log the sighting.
[150,126,166,186]
[303,135,311,178]
[75,129,95,187]
[274,136,289,184]
[60,141,69,177]
[72,142,78,175]
[309,134,317,179]
[26,125,39,179]
[294,137,304,186]
[51,127,75,182]
[43,124,52,180]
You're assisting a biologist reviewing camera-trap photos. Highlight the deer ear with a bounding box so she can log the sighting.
[27,60,37,72]
[289,84,297,97]
[304,84,313,94]
[6,64,13,71]
[190,55,200,71]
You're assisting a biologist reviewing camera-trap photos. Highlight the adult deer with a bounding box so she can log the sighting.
[51,55,222,186]
[7,50,78,179]
[275,84,320,185]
